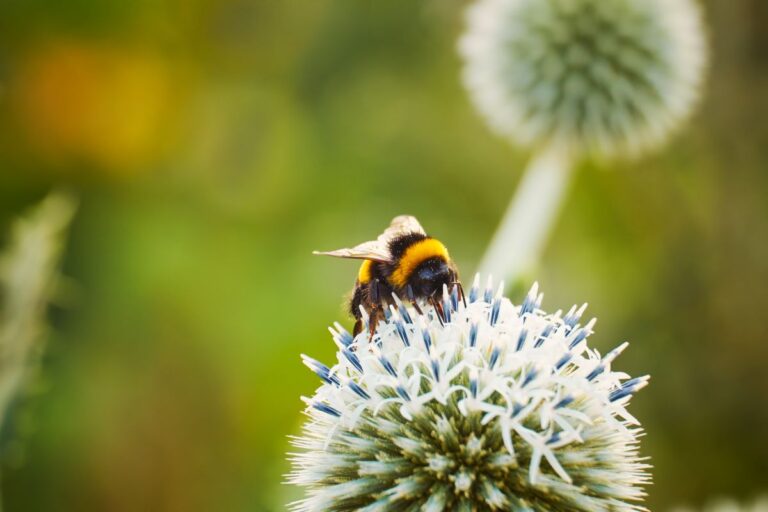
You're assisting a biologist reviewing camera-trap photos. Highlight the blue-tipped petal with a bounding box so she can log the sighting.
[535,323,555,348]
[469,322,479,348]
[490,297,502,326]
[586,364,605,382]
[522,369,537,387]
[394,318,410,347]
[421,328,432,353]
[469,274,480,304]
[379,356,398,377]
[563,303,587,330]
[431,358,441,380]
[312,401,341,417]
[520,283,539,316]
[442,288,452,323]
[547,431,562,445]
[400,306,413,324]
[450,284,460,311]
[392,294,413,324]
[343,349,363,373]
[588,342,629,381]
[483,275,494,304]
[489,346,501,369]
[302,355,340,386]
[568,328,588,349]
[609,376,649,402]
[555,352,572,371]
[516,329,528,351]
[331,322,354,347]
[348,380,371,400]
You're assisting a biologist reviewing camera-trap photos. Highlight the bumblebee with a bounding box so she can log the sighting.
[314,215,461,337]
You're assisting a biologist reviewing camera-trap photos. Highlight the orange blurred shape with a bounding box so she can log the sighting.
[13,40,177,175]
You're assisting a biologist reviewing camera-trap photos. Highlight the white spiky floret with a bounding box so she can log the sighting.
[288,276,650,511]
[459,0,707,158]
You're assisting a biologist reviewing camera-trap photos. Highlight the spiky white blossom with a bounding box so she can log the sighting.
[288,277,650,511]
[460,0,707,157]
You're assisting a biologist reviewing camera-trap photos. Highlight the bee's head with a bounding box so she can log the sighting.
[411,258,455,298]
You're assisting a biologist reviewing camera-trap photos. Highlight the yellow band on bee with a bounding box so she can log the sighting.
[389,238,449,288]
[357,259,373,284]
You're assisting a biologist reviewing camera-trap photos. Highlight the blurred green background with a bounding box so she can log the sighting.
[0,0,766,510]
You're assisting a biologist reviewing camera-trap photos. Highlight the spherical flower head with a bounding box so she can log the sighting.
[459,0,707,158]
[288,277,650,511]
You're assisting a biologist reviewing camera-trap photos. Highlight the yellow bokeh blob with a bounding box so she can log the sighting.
[13,40,179,175]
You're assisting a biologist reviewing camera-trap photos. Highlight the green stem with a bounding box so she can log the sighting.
[479,144,574,284]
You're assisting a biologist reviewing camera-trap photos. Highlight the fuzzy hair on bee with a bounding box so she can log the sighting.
[314,216,462,337]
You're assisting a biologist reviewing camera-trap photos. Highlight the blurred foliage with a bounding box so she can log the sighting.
[0,0,766,510]
[0,194,75,430]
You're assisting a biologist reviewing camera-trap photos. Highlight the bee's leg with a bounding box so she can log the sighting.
[350,285,367,340]
[405,284,424,316]
[368,310,382,340]
[353,319,363,337]
[370,278,381,304]
[367,279,384,341]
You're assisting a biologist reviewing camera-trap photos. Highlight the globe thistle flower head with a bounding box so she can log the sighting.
[288,277,651,511]
[460,0,707,158]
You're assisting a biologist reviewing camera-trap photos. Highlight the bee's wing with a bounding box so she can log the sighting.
[312,215,426,263]
[378,215,426,242]
[313,241,391,262]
